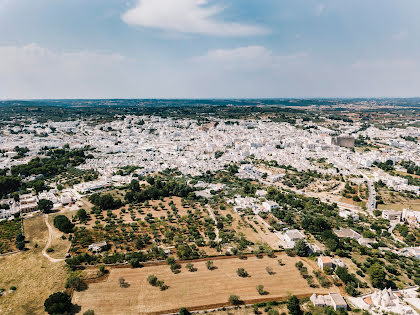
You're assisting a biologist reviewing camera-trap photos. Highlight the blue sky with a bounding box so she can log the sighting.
[0,0,419,99]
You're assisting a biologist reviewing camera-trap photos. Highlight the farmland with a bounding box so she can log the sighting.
[73,254,340,315]
[0,216,67,315]
[0,219,21,254]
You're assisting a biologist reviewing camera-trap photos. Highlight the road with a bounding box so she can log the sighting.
[359,172,376,215]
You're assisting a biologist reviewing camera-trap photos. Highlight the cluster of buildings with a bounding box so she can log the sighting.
[1,116,418,188]
[350,287,419,315]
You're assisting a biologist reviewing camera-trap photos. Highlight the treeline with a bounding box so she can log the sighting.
[401,160,420,176]
[0,176,21,198]
[11,147,91,177]
[125,178,194,203]
[88,193,123,210]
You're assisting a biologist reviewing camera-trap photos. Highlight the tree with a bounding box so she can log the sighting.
[294,239,309,257]
[166,256,176,265]
[65,274,87,291]
[229,295,241,305]
[16,232,25,243]
[256,285,267,295]
[367,263,387,289]
[83,311,95,315]
[44,292,72,315]
[98,264,106,276]
[53,215,74,233]
[237,268,249,277]
[147,275,158,286]
[76,208,88,221]
[16,242,25,250]
[186,263,195,272]
[38,199,54,213]
[206,260,214,270]
[179,307,191,315]
[287,295,302,315]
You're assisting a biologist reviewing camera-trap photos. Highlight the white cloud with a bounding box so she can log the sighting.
[193,46,307,70]
[121,0,268,36]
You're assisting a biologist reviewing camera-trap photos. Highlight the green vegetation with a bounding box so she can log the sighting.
[53,215,74,233]
[44,292,73,315]
[0,219,22,253]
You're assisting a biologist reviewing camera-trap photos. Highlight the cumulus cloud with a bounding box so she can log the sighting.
[121,0,268,36]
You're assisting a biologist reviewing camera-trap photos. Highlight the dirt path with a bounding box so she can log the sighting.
[207,206,220,241]
[42,214,65,263]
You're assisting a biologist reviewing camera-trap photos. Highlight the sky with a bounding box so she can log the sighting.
[0,0,419,99]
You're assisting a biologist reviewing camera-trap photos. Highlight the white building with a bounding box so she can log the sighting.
[261,201,279,212]
[310,293,347,310]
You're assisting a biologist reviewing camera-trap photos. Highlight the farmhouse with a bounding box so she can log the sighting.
[311,293,348,310]
[261,201,279,212]
[283,229,305,247]
[318,256,333,270]
[318,256,346,270]
[382,210,401,222]
[334,228,362,240]
[88,241,108,253]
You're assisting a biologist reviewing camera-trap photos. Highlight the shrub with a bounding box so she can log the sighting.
[206,260,215,270]
[237,268,249,277]
[256,285,268,295]
[186,263,195,272]
[229,295,241,305]
[147,275,158,286]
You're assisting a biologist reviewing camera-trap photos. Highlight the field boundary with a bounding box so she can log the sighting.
[141,294,312,315]
[80,252,285,270]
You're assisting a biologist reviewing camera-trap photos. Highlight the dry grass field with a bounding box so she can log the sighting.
[47,214,72,259]
[0,216,67,315]
[73,254,340,315]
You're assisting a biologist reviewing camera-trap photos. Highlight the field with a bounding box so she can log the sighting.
[0,219,21,254]
[70,196,241,259]
[378,202,420,211]
[0,216,67,315]
[73,254,340,315]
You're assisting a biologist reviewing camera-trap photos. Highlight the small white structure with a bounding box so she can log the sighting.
[318,256,333,270]
[283,229,305,247]
[334,228,362,240]
[310,293,347,310]
[339,209,359,221]
[61,193,73,205]
[382,210,401,222]
[88,241,108,253]
[358,237,377,248]
[318,256,346,270]
[261,201,279,212]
